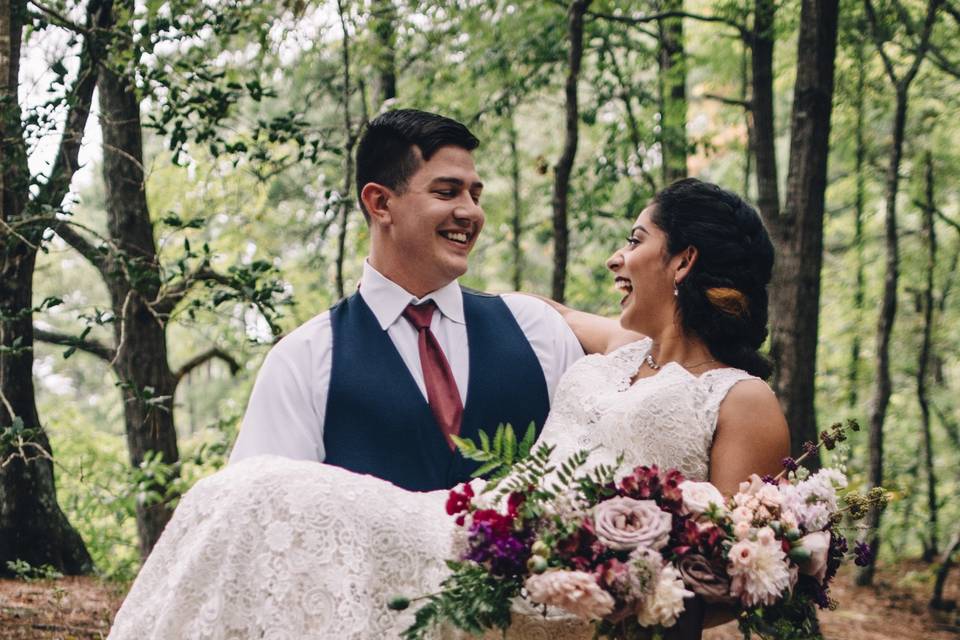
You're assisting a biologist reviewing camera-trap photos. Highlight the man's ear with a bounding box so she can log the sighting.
[360,183,392,225]
[674,245,699,284]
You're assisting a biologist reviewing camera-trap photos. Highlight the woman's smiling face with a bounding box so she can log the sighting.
[606,205,679,334]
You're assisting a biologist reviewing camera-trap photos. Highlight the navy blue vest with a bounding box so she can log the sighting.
[324,291,550,491]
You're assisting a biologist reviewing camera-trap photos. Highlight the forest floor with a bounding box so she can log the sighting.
[0,562,957,639]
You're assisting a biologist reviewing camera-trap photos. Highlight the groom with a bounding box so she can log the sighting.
[229,109,583,491]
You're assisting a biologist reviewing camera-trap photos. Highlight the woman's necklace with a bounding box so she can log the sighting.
[644,353,717,371]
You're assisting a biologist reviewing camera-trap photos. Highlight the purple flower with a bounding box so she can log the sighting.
[853,541,875,567]
[782,457,799,472]
[802,441,818,456]
[465,509,530,576]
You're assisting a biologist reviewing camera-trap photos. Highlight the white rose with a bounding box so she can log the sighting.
[679,481,727,516]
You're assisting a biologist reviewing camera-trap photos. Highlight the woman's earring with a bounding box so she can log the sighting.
[673,281,679,297]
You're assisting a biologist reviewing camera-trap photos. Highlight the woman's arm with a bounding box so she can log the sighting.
[521,294,643,354]
[702,379,790,629]
[709,379,791,496]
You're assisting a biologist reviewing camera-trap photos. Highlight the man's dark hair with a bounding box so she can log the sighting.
[355,109,480,220]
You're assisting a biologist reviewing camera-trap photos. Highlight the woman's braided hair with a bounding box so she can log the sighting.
[651,178,775,379]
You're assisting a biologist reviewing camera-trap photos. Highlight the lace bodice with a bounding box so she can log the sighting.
[108,339,756,640]
[542,338,757,483]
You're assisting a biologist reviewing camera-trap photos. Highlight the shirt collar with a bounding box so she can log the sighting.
[358,260,465,330]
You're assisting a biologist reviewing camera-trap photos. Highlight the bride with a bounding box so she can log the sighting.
[108,178,790,639]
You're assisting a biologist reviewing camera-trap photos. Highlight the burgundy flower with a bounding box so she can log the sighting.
[557,520,600,570]
[660,469,685,513]
[446,483,474,517]
[507,491,526,518]
[618,465,686,515]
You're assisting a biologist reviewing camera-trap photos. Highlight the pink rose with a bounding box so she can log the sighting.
[797,531,831,584]
[593,497,672,551]
[524,570,615,620]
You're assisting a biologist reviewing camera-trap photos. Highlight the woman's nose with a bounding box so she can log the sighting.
[606,251,622,271]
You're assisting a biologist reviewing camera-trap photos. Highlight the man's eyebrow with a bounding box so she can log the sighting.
[430,177,484,190]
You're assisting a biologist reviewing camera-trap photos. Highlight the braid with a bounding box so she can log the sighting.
[652,179,775,379]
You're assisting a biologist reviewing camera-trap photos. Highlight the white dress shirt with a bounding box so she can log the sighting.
[229,261,585,464]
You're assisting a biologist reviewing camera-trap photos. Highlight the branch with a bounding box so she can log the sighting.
[52,220,111,278]
[935,209,960,234]
[173,348,241,387]
[947,0,960,24]
[27,0,88,33]
[34,0,111,211]
[153,264,234,315]
[927,43,960,78]
[34,328,115,362]
[863,0,901,84]
[901,0,945,88]
[698,93,752,109]
[586,7,749,41]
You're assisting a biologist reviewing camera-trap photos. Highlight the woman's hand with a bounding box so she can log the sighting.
[520,293,643,354]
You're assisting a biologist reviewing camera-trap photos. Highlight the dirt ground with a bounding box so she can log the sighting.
[1,562,958,639]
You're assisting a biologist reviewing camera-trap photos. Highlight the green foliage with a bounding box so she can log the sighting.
[451,422,537,480]
[5,560,64,582]
[399,561,520,639]
[737,595,824,640]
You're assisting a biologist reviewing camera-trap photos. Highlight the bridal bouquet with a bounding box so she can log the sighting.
[390,421,884,639]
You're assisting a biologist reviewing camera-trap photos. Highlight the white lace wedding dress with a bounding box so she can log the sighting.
[108,338,756,640]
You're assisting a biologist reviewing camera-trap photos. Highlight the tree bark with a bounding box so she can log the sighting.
[917,151,938,562]
[370,0,397,107]
[749,0,779,223]
[930,531,960,609]
[657,0,687,185]
[847,36,867,409]
[335,0,355,300]
[763,0,840,466]
[551,0,592,303]
[857,0,942,587]
[509,115,523,291]
[0,0,93,575]
[97,2,179,556]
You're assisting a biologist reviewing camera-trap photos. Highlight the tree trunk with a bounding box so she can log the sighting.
[765,0,840,466]
[847,37,867,409]
[99,26,180,557]
[857,0,941,585]
[509,115,523,291]
[656,0,687,185]
[917,152,938,562]
[370,0,397,107]
[335,0,355,300]
[0,0,93,575]
[749,0,779,222]
[930,531,960,610]
[740,43,752,198]
[856,86,908,587]
[551,0,592,303]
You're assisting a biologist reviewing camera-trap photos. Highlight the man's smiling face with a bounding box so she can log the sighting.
[375,145,485,296]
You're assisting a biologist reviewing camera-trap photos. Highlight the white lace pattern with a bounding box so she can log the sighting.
[108,338,757,639]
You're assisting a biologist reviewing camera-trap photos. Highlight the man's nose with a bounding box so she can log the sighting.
[453,199,484,224]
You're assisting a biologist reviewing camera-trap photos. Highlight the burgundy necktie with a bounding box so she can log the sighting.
[403,301,463,450]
